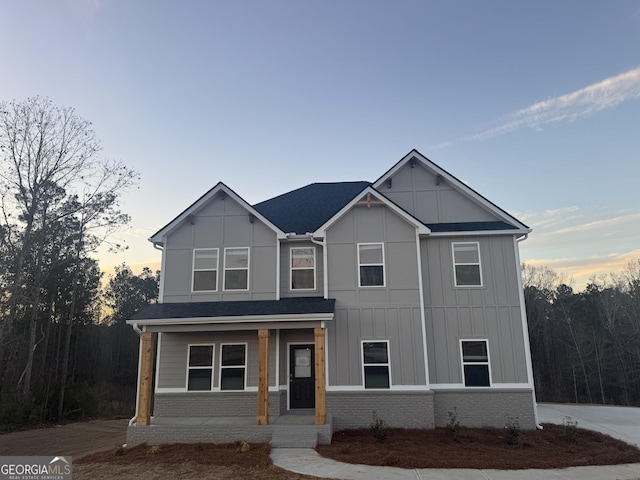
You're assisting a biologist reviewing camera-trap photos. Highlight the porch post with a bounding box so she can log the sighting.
[314,327,326,425]
[257,329,269,425]
[136,331,156,426]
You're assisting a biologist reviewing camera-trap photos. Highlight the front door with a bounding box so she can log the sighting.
[289,344,315,409]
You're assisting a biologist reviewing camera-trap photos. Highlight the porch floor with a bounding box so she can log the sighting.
[150,411,317,426]
[128,412,333,447]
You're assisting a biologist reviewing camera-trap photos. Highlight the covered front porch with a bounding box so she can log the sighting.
[126,297,335,446]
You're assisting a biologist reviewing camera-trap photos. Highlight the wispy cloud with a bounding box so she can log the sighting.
[446,66,640,144]
[552,212,640,235]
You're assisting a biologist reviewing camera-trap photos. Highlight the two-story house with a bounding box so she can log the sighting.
[126,149,538,447]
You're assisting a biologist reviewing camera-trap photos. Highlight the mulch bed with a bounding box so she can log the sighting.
[316,424,640,469]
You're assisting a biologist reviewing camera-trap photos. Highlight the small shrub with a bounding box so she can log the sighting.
[147,445,161,455]
[370,410,387,442]
[445,407,460,442]
[236,441,250,453]
[563,416,579,442]
[504,415,520,445]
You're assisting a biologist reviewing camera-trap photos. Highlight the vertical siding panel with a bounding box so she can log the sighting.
[347,309,362,385]
[360,308,373,338]
[471,307,487,337]
[445,307,461,382]
[459,308,472,337]
[484,306,500,383]
[498,306,514,383]
[373,308,386,337]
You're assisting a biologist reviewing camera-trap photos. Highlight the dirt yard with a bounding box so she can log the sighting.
[0,419,129,459]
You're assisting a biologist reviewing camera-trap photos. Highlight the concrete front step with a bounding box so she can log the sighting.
[270,429,319,448]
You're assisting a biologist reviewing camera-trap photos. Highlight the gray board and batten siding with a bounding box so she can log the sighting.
[324,202,428,388]
[161,192,279,303]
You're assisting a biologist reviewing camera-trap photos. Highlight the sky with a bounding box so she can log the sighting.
[1,0,639,291]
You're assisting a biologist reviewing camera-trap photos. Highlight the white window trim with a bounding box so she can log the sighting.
[290,246,316,291]
[223,247,250,291]
[186,343,215,392]
[452,241,483,287]
[361,339,391,389]
[192,248,219,292]
[219,342,248,391]
[459,339,492,387]
[357,242,386,288]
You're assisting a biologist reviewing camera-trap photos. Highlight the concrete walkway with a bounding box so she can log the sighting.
[271,403,640,480]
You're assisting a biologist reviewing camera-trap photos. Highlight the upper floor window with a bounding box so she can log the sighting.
[461,340,491,387]
[187,344,214,391]
[291,247,316,290]
[358,243,385,287]
[452,242,482,287]
[224,247,249,290]
[193,249,218,291]
[362,341,390,388]
[220,344,246,390]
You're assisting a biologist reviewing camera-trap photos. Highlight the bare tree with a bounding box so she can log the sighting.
[0,96,138,408]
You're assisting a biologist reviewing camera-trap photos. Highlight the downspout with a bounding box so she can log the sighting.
[515,233,542,429]
[153,242,165,303]
[308,234,328,299]
[129,323,144,428]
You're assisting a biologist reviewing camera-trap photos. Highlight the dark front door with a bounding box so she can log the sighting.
[289,344,315,409]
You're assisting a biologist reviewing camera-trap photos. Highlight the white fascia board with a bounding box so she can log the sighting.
[149,183,287,245]
[127,312,334,327]
[313,186,430,237]
[374,150,531,233]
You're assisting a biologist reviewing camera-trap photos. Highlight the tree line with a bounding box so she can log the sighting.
[0,97,154,427]
[524,262,640,407]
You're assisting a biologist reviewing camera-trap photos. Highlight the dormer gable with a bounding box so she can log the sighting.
[312,185,431,238]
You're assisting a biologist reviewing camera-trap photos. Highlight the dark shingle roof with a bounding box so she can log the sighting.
[132,297,335,320]
[253,182,370,234]
[426,222,518,232]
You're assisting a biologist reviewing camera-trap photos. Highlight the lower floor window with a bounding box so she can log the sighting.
[220,344,246,390]
[362,341,390,389]
[187,345,214,391]
[461,340,490,387]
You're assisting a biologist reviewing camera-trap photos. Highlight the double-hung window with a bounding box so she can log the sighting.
[452,242,482,287]
[187,345,214,391]
[461,340,491,387]
[291,247,315,290]
[224,247,249,290]
[220,344,246,390]
[358,243,385,287]
[362,341,390,389]
[193,249,218,291]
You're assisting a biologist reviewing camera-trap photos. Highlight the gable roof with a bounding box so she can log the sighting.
[312,185,431,237]
[149,182,287,246]
[253,181,370,235]
[374,149,531,234]
[149,150,530,246]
